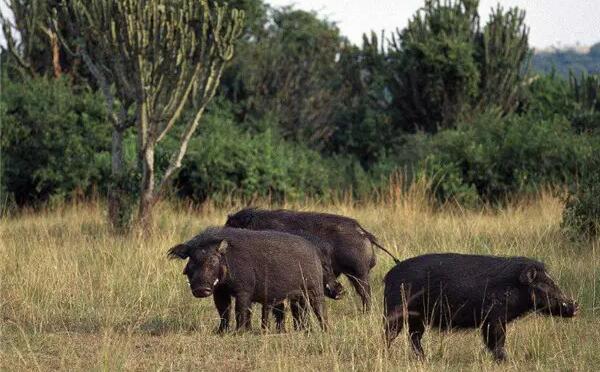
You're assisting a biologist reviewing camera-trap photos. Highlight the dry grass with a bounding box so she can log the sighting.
[1,193,599,371]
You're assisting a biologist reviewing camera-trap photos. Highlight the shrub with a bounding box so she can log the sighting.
[174,109,346,203]
[562,155,600,240]
[421,111,594,204]
[1,76,110,206]
[520,73,578,119]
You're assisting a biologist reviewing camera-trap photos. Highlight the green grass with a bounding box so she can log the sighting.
[1,195,598,371]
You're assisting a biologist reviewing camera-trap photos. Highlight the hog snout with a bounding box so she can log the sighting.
[325,283,345,300]
[334,286,346,299]
[192,286,213,298]
[560,300,579,317]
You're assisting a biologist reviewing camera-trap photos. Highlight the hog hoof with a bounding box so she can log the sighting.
[492,348,507,362]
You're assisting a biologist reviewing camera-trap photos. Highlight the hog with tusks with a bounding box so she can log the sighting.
[168,227,330,331]
[383,253,578,361]
[225,208,399,311]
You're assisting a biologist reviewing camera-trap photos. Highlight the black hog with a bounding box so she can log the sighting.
[168,227,327,332]
[292,232,345,300]
[383,253,578,361]
[268,234,345,331]
[225,208,399,311]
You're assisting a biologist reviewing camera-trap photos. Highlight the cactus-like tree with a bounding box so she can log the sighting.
[1,0,65,77]
[55,0,244,228]
[388,0,481,133]
[569,72,600,112]
[477,5,530,114]
[387,0,530,133]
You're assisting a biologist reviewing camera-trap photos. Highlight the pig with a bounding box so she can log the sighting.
[266,234,345,331]
[383,253,578,361]
[225,208,399,311]
[168,227,327,332]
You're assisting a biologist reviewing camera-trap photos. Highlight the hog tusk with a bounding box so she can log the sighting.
[326,284,331,290]
[213,278,219,286]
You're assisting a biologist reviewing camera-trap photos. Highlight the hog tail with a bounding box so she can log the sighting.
[358,226,400,263]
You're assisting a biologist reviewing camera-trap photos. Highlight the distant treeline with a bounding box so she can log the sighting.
[533,43,600,76]
[1,0,599,223]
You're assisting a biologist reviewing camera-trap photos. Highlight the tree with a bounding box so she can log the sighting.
[476,5,530,114]
[0,0,68,78]
[569,72,600,134]
[389,0,481,133]
[329,32,396,166]
[387,0,530,133]
[56,0,244,229]
[231,8,348,145]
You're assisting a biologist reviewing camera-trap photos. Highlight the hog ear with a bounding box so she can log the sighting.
[168,244,190,259]
[217,240,228,255]
[230,208,253,227]
[520,266,538,284]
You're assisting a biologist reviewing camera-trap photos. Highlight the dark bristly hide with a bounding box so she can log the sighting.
[383,253,578,361]
[225,207,398,311]
[168,227,328,332]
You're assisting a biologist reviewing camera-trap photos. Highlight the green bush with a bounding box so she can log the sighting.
[1,76,110,206]
[520,73,578,119]
[421,111,594,204]
[174,108,347,203]
[562,155,600,240]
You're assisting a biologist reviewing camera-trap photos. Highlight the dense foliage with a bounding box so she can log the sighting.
[562,155,600,240]
[1,76,110,206]
[174,103,346,202]
[421,112,595,205]
[387,2,529,133]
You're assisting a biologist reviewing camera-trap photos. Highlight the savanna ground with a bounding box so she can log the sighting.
[1,189,599,371]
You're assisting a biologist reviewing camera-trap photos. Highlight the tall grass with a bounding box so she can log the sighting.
[1,191,598,371]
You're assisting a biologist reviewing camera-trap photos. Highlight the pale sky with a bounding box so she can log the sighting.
[267,0,600,49]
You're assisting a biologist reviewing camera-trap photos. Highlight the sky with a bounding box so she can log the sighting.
[267,0,600,50]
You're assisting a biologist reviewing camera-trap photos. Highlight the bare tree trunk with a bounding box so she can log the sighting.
[138,144,155,229]
[49,31,62,78]
[136,100,155,229]
[108,127,128,230]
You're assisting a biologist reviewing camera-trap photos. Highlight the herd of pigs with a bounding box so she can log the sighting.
[168,208,578,362]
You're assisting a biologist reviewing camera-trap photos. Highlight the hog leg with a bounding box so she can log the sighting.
[291,298,307,331]
[347,272,372,312]
[272,302,286,332]
[384,312,403,347]
[234,293,252,331]
[213,287,231,333]
[308,294,327,331]
[261,303,270,330]
[481,319,507,361]
[408,319,425,360]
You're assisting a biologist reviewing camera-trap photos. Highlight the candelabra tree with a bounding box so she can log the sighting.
[477,5,530,114]
[1,0,66,77]
[55,0,244,229]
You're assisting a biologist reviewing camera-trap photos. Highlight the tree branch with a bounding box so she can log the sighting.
[1,20,35,75]
[157,61,225,194]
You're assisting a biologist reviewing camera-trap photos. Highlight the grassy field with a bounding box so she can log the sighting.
[1,193,599,371]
